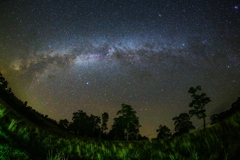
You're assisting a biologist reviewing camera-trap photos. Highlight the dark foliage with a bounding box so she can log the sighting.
[210,97,240,125]
[210,114,219,125]
[188,86,211,129]
[68,110,101,137]
[0,73,59,129]
[99,112,109,139]
[173,113,195,136]
[59,119,70,129]
[156,124,172,139]
[109,104,141,141]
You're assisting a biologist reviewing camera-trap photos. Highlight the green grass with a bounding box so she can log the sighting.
[46,150,68,160]
[0,102,240,160]
[0,144,29,160]
[0,107,5,118]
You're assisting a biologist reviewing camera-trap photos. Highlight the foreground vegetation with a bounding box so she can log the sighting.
[0,73,240,159]
[0,99,240,159]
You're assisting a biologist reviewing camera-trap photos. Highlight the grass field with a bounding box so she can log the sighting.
[0,100,240,160]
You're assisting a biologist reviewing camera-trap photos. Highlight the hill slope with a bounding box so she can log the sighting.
[1,74,240,159]
[1,96,240,160]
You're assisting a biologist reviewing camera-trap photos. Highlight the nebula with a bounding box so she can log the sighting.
[0,0,240,138]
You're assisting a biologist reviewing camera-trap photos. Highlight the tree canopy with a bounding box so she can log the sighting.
[68,110,101,137]
[156,125,172,139]
[0,73,8,88]
[173,113,195,136]
[109,104,141,141]
[99,112,109,139]
[188,86,211,129]
[59,119,70,129]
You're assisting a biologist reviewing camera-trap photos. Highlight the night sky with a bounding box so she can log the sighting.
[0,0,240,138]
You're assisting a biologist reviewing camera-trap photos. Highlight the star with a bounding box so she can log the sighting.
[0,0,240,138]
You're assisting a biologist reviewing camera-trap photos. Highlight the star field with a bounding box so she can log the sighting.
[0,0,240,138]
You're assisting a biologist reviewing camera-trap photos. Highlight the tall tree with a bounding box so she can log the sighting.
[188,86,211,129]
[156,125,172,139]
[110,104,141,141]
[69,110,101,137]
[99,112,109,139]
[173,113,195,136]
[108,116,125,140]
[70,110,89,136]
[88,114,101,137]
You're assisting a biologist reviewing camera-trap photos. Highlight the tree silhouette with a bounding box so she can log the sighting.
[173,113,195,136]
[0,72,8,88]
[188,86,211,129]
[231,97,240,112]
[156,125,172,139]
[99,112,109,139]
[70,110,89,136]
[210,97,240,124]
[108,116,125,140]
[0,72,5,84]
[59,119,70,129]
[69,110,101,137]
[110,104,141,141]
[88,114,101,137]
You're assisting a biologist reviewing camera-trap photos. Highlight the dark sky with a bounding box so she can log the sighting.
[0,0,240,138]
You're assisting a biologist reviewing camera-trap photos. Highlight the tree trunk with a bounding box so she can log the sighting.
[126,123,129,141]
[99,128,103,139]
[99,131,101,139]
[203,117,206,129]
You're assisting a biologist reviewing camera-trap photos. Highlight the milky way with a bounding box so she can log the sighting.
[0,0,240,137]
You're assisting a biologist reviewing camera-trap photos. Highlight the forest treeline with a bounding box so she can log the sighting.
[0,72,239,141]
